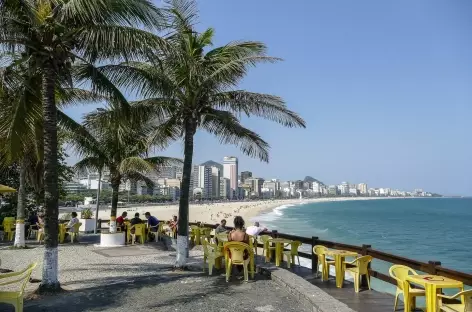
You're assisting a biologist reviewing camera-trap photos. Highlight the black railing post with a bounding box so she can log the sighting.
[361,244,372,288]
[311,236,319,273]
[428,261,441,275]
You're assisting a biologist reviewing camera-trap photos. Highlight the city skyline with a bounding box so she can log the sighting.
[66,156,440,199]
[64,0,472,196]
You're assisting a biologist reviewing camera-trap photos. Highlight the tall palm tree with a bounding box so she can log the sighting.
[95,0,306,267]
[68,107,181,232]
[0,62,106,248]
[0,0,166,291]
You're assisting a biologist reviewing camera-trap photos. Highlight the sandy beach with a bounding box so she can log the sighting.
[90,197,391,226]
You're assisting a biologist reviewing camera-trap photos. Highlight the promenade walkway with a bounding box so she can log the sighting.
[0,235,311,312]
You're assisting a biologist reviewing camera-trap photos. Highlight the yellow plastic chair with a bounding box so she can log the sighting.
[437,289,472,312]
[67,222,81,243]
[201,228,212,244]
[259,235,275,263]
[284,240,302,268]
[224,242,252,282]
[313,245,335,280]
[343,255,373,292]
[190,225,201,245]
[3,221,15,241]
[129,224,145,244]
[202,240,224,276]
[36,224,44,244]
[248,235,258,257]
[0,262,37,312]
[389,264,425,311]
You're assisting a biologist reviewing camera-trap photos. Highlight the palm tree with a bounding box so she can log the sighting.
[0,62,106,248]
[95,0,306,267]
[0,0,167,291]
[68,107,181,233]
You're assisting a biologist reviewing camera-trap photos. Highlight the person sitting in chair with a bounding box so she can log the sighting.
[129,213,142,235]
[144,212,159,239]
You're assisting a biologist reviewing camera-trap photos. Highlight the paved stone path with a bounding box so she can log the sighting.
[0,235,311,312]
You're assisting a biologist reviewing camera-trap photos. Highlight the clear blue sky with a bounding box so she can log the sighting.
[64,0,472,196]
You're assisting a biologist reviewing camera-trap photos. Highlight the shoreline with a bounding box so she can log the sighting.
[83,196,403,226]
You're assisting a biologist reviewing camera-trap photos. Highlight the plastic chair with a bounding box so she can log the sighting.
[248,235,258,257]
[313,245,335,280]
[224,242,252,282]
[0,262,37,312]
[201,228,212,244]
[129,224,145,244]
[68,223,81,243]
[190,225,201,245]
[36,224,44,244]
[343,255,373,292]
[259,235,275,263]
[389,264,425,311]
[437,289,472,312]
[284,241,302,268]
[3,221,15,241]
[202,240,224,276]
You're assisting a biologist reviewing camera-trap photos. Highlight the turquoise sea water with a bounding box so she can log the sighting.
[255,198,472,293]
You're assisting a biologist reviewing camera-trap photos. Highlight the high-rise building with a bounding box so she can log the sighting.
[357,183,368,195]
[211,167,220,199]
[339,182,349,195]
[220,177,230,199]
[246,178,265,197]
[240,171,252,183]
[190,165,199,193]
[198,166,213,199]
[223,156,238,199]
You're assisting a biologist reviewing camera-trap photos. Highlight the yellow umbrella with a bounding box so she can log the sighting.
[0,184,16,193]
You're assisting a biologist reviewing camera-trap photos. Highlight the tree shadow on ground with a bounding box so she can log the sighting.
[14,269,271,312]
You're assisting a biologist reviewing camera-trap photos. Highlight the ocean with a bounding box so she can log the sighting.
[254,197,472,294]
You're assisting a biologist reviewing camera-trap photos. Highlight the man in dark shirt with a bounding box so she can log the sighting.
[129,213,142,235]
[130,213,142,225]
[144,212,159,232]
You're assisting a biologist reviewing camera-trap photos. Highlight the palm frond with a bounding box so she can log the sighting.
[119,157,155,175]
[73,156,103,173]
[73,25,169,63]
[201,109,270,162]
[210,91,306,128]
[56,87,108,108]
[60,0,165,30]
[124,171,155,187]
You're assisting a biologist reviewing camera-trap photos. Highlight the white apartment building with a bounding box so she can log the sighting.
[357,183,368,195]
[220,177,230,199]
[223,156,238,199]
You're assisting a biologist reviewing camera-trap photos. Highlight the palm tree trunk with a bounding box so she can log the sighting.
[94,170,102,234]
[175,121,196,268]
[109,174,120,233]
[39,66,60,292]
[14,157,27,248]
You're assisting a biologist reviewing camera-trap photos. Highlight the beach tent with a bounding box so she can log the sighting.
[0,184,16,193]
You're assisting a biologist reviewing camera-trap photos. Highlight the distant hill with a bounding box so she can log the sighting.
[304,176,325,185]
[200,160,223,171]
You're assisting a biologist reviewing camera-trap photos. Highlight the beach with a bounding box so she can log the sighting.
[90,197,391,225]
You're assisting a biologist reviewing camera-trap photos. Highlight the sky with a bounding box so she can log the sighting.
[64,0,472,196]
